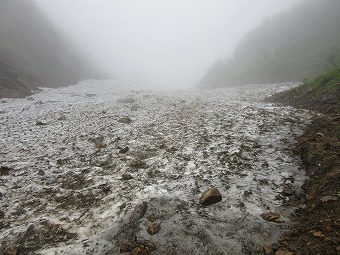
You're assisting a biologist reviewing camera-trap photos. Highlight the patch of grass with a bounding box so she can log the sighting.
[306,68,340,90]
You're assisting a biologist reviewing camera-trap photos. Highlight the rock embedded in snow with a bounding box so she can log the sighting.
[130,160,148,169]
[199,188,222,205]
[131,202,148,221]
[282,184,294,196]
[118,117,132,124]
[119,146,129,154]
[35,121,48,126]
[0,166,12,176]
[121,174,133,181]
[261,212,285,223]
[57,115,67,121]
[117,97,135,104]
[131,105,139,111]
[147,223,161,235]
[119,239,136,253]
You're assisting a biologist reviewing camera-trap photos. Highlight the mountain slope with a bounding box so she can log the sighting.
[200,0,340,88]
[0,0,96,97]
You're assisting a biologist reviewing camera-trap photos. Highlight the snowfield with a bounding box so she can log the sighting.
[0,80,311,254]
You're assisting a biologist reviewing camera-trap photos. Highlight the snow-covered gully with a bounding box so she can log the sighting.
[0,81,311,254]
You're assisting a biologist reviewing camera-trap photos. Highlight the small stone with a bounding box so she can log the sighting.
[253,142,262,149]
[147,224,161,235]
[130,160,148,169]
[119,146,129,154]
[35,121,48,126]
[119,202,127,210]
[199,188,222,205]
[312,231,323,237]
[130,247,145,255]
[85,94,96,97]
[96,143,107,149]
[282,185,294,196]
[118,117,132,124]
[287,242,298,251]
[57,115,67,121]
[88,136,106,148]
[131,105,139,111]
[117,97,135,104]
[320,195,338,202]
[37,169,45,175]
[263,244,272,254]
[261,212,285,223]
[315,132,325,138]
[4,249,18,255]
[0,166,12,176]
[119,239,136,252]
[275,249,293,255]
[121,174,133,180]
[130,202,148,221]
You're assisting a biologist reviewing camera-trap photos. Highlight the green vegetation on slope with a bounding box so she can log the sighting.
[267,68,340,115]
[200,0,340,88]
[0,0,97,97]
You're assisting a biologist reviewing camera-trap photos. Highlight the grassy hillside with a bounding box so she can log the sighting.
[200,0,340,88]
[0,0,97,97]
[267,68,340,115]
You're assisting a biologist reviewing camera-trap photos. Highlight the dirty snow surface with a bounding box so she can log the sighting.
[0,80,311,255]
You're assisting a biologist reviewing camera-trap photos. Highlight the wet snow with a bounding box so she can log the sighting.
[0,80,311,254]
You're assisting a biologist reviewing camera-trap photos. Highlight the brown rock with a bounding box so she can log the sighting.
[261,212,285,223]
[320,195,338,202]
[130,202,148,222]
[130,247,146,255]
[282,185,294,196]
[4,249,18,255]
[199,188,222,205]
[147,224,161,235]
[263,244,272,254]
[275,249,293,255]
[119,239,136,252]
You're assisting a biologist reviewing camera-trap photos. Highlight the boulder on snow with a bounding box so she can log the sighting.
[199,188,222,205]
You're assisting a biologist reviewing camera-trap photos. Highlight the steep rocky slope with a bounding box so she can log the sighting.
[0,0,96,98]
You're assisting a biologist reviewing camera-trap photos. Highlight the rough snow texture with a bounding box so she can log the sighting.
[0,80,311,254]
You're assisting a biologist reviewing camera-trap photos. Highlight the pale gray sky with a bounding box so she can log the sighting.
[35,0,301,89]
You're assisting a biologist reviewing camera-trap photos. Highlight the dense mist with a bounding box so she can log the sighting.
[200,0,340,88]
[0,0,98,97]
[35,0,300,89]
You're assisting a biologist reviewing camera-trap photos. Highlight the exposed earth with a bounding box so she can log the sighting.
[266,80,340,255]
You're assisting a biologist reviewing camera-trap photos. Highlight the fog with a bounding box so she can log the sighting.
[35,0,301,89]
